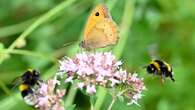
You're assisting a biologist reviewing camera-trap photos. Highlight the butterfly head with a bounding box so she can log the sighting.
[91,4,111,19]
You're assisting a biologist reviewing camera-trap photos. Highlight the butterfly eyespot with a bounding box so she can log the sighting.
[95,12,99,16]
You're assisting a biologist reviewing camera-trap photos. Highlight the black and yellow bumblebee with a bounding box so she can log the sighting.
[145,60,175,82]
[12,69,41,105]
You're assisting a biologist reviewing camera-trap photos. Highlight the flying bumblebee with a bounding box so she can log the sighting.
[145,60,175,83]
[12,69,41,105]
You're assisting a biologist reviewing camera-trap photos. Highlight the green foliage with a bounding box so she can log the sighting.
[0,0,195,110]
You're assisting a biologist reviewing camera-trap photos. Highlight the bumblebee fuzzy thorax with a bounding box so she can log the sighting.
[146,64,156,73]
[21,70,40,86]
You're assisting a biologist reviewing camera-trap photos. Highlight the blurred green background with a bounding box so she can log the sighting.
[0,0,195,110]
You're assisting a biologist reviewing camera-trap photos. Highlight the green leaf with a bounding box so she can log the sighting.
[66,104,76,110]
[0,43,4,50]
[90,94,97,106]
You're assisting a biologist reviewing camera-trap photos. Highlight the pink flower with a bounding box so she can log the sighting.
[86,85,96,94]
[122,73,146,105]
[65,76,73,83]
[59,57,77,73]
[58,52,145,105]
[34,79,66,110]
[77,82,85,89]
[36,97,49,108]
[109,78,120,87]
[58,52,126,94]
[39,83,48,95]
[96,75,104,82]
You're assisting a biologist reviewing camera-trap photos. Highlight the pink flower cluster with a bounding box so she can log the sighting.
[59,52,123,93]
[35,78,66,110]
[58,52,145,104]
[122,73,145,105]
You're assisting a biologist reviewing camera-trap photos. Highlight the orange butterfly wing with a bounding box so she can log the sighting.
[84,18,118,49]
[81,4,119,50]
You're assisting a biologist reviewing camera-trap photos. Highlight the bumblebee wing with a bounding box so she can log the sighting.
[147,43,160,59]
[11,77,23,85]
[11,77,24,90]
[142,64,149,69]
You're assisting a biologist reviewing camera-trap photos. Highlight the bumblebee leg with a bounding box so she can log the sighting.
[169,73,175,82]
[162,72,166,78]
[160,72,166,84]
[154,70,158,75]
[160,75,165,84]
[170,77,175,82]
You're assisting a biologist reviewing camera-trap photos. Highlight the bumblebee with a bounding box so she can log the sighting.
[12,69,41,105]
[145,60,175,82]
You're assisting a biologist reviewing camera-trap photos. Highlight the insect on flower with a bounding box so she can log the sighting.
[80,4,119,50]
[12,69,65,110]
[12,69,41,105]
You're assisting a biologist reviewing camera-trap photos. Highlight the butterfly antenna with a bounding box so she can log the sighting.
[63,41,77,47]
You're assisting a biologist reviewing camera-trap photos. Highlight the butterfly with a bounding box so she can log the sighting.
[80,4,119,50]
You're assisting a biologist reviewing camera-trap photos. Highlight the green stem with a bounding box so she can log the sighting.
[90,102,94,110]
[7,0,77,51]
[0,0,76,64]
[94,87,107,110]
[113,0,135,58]
[3,49,56,62]
[117,88,129,96]
[0,18,36,38]
[106,0,118,10]
[0,80,11,95]
[64,83,77,108]
[107,98,116,110]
